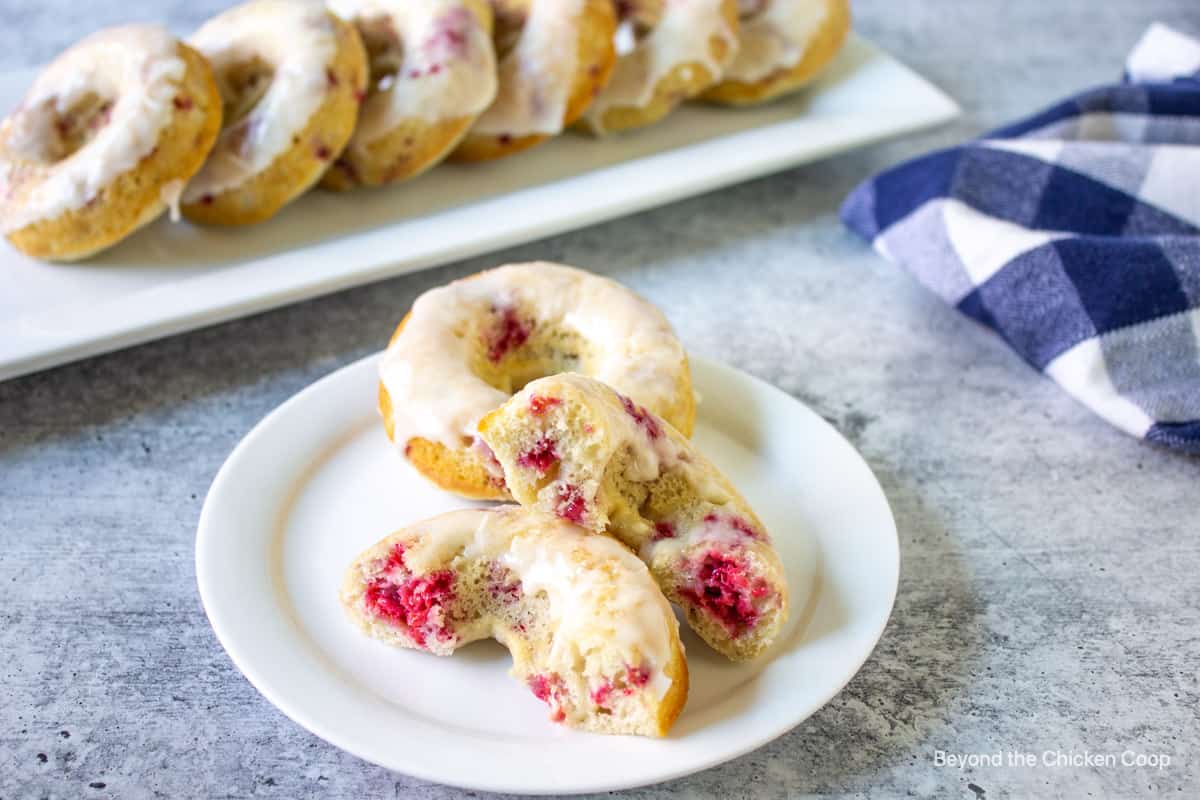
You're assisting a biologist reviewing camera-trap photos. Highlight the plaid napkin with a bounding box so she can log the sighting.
[841,23,1200,453]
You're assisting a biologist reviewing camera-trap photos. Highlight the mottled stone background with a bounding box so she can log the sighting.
[1,1,1197,798]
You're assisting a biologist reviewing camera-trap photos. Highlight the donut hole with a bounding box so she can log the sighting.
[617,0,663,30]
[491,0,529,58]
[470,306,596,396]
[358,15,404,93]
[17,91,116,164]
[215,55,275,127]
[614,0,662,54]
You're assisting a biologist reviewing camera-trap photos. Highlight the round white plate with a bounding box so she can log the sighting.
[196,355,898,795]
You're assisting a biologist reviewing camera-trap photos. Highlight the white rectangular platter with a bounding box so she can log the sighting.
[0,34,957,381]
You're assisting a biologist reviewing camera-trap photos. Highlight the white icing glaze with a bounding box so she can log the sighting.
[398,507,676,700]
[378,262,688,450]
[583,0,736,130]
[0,24,185,233]
[725,0,829,83]
[471,0,585,137]
[182,0,338,202]
[159,178,184,221]
[329,0,496,146]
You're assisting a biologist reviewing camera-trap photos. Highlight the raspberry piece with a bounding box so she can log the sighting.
[590,680,613,709]
[383,542,406,572]
[364,569,456,648]
[652,521,676,541]
[528,673,555,702]
[555,483,586,524]
[528,672,567,722]
[517,436,558,475]
[424,7,471,60]
[486,562,522,603]
[620,394,662,440]
[528,395,561,416]
[484,306,531,362]
[703,512,761,540]
[626,664,651,687]
[678,550,770,638]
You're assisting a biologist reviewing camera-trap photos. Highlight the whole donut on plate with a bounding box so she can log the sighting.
[378,262,695,501]
[0,24,221,260]
[180,0,367,225]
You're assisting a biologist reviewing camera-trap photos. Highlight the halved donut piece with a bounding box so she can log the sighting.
[322,0,497,190]
[341,506,689,736]
[0,25,221,261]
[479,373,790,662]
[181,0,367,224]
[452,0,616,161]
[701,0,851,106]
[577,0,739,135]
[378,262,695,500]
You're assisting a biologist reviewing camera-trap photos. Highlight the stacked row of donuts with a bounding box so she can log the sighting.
[343,262,791,736]
[0,0,849,261]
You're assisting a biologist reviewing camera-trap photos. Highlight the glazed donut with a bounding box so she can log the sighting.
[0,25,220,261]
[321,0,497,190]
[378,262,695,501]
[577,0,739,135]
[180,0,367,224]
[452,0,617,161]
[341,507,688,736]
[701,0,850,106]
[479,374,789,662]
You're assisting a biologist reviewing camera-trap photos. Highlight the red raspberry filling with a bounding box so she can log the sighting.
[554,483,587,524]
[620,395,662,440]
[679,550,771,638]
[528,394,561,416]
[652,521,676,541]
[589,663,652,709]
[472,437,507,489]
[528,672,567,722]
[486,562,522,604]
[484,306,531,363]
[703,512,762,540]
[383,542,406,572]
[517,435,558,475]
[364,567,456,648]
[590,680,613,709]
[424,8,471,60]
[627,664,651,687]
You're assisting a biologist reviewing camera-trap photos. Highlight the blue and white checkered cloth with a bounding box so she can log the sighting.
[842,24,1200,453]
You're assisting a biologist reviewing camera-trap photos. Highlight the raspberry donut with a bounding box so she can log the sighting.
[577,0,739,135]
[180,0,367,224]
[479,374,789,661]
[0,25,220,261]
[378,262,695,500]
[341,507,689,736]
[321,0,497,190]
[701,0,850,106]
[452,0,617,161]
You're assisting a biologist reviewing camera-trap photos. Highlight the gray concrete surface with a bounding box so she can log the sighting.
[1,1,1198,798]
